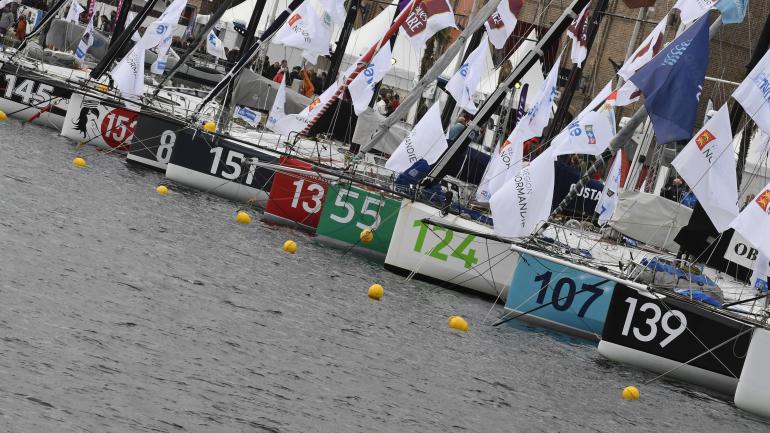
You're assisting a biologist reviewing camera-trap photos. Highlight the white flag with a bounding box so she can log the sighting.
[596,149,623,225]
[484,0,523,49]
[206,30,226,59]
[318,0,346,25]
[475,57,561,201]
[610,80,642,107]
[674,0,718,25]
[111,42,146,97]
[730,182,770,259]
[617,16,668,80]
[733,48,770,137]
[672,104,738,232]
[385,102,448,173]
[234,106,262,128]
[74,15,95,63]
[273,2,333,64]
[127,12,141,42]
[475,129,524,202]
[750,252,769,292]
[151,35,173,74]
[490,147,556,238]
[266,74,287,132]
[567,3,590,67]
[141,0,188,49]
[445,34,488,115]
[552,109,616,157]
[400,0,457,49]
[66,0,84,23]
[348,44,392,115]
[275,81,338,135]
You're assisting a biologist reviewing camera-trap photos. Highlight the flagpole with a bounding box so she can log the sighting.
[543,0,610,142]
[295,0,421,136]
[542,17,724,228]
[424,0,591,182]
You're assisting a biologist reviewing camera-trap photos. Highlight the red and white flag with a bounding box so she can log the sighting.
[672,104,738,232]
[730,182,770,259]
[400,0,457,49]
[617,16,667,80]
[567,2,591,66]
[484,0,524,49]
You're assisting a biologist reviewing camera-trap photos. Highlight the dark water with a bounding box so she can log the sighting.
[1,121,768,433]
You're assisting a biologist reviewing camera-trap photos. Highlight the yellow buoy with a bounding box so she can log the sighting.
[359,229,374,243]
[622,386,640,400]
[448,315,469,332]
[203,121,217,133]
[95,84,109,92]
[72,157,87,168]
[156,185,169,195]
[0,110,7,121]
[236,210,252,224]
[368,284,384,300]
[283,240,297,254]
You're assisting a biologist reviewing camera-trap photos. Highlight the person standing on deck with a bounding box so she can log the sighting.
[447,116,467,143]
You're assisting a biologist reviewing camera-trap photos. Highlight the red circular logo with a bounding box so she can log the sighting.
[100,108,138,150]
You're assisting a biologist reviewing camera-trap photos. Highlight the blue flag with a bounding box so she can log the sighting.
[715,0,748,25]
[630,15,710,145]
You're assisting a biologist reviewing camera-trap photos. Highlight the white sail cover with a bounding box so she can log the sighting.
[400,0,456,49]
[266,74,287,132]
[273,1,333,63]
[490,147,556,238]
[385,102,448,172]
[66,0,84,23]
[348,44,392,115]
[674,0,717,24]
[206,30,226,59]
[671,104,738,232]
[74,15,95,62]
[610,190,693,252]
[596,149,623,225]
[476,57,561,201]
[484,0,523,49]
[445,34,488,115]
[733,48,770,137]
[730,182,770,259]
[567,3,590,66]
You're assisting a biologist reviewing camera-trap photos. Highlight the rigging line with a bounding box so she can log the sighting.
[643,325,755,386]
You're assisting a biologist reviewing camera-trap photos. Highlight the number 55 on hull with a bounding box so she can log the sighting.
[598,283,753,396]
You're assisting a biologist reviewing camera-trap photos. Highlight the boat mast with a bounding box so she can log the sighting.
[543,0,610,142]
[109,0,135,48]
[545,17,725,223]
[324,0,362,88]
[192,0,308,116]
[152,0,241,93]
[7,0,70,63]
[424,0,591,182]
[90,0,162,80]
